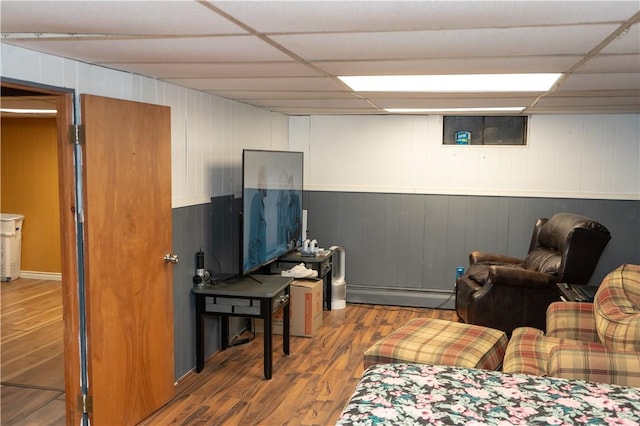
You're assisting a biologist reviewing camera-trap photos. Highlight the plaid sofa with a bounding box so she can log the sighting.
[503,263,640,387]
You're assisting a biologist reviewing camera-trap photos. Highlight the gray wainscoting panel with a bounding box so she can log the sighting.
[172,198,243,379]
[210,195,241,277]
[360,193,385,286]
[172,203,215,379]
[171,194,638,375]
[306,191,639,308]
[423,195,448,288]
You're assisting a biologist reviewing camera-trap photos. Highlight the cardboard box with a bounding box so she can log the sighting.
[255,279,323,337]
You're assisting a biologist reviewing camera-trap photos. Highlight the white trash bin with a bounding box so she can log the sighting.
[1,213,25,281]
[330,246,347,310]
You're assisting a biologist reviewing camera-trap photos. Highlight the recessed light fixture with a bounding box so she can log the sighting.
[338,73,562,92]
[385,107,526,114]
[0,108,57,114]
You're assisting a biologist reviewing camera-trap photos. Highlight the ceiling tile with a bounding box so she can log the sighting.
[211,1,639,33]
[535,95,640,107]
[272,25,621,61]
[1,0,638,115]
[314,56,583,76]
[209,91,359,100]
[529,105,640,113]
[558,73,640,91]
[103,62,322,79]
[241,98,374,108]
[268,107,380,115]
[372,96,540,109]
[576,54,640,73]
[167,77,346,91]
[599,23,640,54]
[0,1,245,35]
[5,36,292,63]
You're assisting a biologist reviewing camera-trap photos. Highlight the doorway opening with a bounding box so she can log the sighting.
[1,79,81,424]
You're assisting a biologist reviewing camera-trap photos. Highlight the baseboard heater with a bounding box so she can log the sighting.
[346,285,455,309]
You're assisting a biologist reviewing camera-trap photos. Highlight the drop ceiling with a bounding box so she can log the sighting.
[1,0,639,115]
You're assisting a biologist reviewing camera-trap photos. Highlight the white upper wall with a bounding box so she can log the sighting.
[1,44,289,208]
[3,44,638,202]
[290,114,640,200]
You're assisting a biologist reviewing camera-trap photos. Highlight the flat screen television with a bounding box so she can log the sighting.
[241,149,303,276]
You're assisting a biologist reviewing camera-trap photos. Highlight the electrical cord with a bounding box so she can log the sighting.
[433,290,455,310]
[228,319,255,347]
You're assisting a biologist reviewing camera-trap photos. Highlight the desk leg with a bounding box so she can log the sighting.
[325,272,332,311]
[195,295,205,373]
[283,301,290,356]
[262,300,272,380]
[221,316,229,350]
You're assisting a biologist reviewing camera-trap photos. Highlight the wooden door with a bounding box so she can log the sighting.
[81,94,174,425]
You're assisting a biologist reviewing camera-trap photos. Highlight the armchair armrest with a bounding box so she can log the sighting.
[548,345,640,387]
[469,251,524,265]
[489,266,556,289]
[546,301,599,342]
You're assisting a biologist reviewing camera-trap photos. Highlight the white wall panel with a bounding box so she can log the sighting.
[39,52,66,87]
[610,116,640,194]
[292,113,639,200]
[76,62,107,98]
[1,43,288,208]
[580,116,606,194]
[208,96,228,197]
[288,115,311,187]
[166,83,187,204]
[2,44,41,82]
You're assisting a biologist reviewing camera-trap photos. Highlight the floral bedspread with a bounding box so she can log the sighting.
[337,363,640,425]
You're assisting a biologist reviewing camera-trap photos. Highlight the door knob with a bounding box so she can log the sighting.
[164,253,179,264]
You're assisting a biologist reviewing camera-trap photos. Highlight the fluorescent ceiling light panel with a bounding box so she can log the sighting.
[339,74,562,92]
[0,108,57,114]
[386,107,526,113]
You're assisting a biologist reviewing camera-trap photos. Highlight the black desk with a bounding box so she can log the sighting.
[193,275,292,380]
[277,249,333,310]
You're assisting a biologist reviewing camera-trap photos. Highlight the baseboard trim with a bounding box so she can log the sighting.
[346,285,455,310]
[20,270,62,281]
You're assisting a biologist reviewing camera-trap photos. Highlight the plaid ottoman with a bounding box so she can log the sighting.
[363,318,508,370]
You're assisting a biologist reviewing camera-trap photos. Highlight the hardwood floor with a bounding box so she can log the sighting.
[1,278,65,425]
[143,302,457,425]
[1,278,456,425]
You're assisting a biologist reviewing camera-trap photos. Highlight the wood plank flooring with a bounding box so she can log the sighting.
[1,278,65,425]
[143,302,457,425]
[1,278,456,425]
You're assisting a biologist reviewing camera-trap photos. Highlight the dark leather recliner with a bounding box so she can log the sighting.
[455,212,611,334]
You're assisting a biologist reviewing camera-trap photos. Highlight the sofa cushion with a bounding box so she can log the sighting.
[363,318,507,371]
[547,345,640,387]
[546,301,599,342]
[503,327,551,376]
[594,264,640,352]
[503,326,605,377]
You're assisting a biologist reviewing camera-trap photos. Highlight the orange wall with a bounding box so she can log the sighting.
[1,117,61,274]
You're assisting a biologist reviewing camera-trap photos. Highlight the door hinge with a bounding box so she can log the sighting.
[69,124,85,145]
[78,393,93,415]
